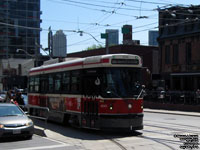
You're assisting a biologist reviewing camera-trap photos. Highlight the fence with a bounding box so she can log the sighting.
[144,90,200,105]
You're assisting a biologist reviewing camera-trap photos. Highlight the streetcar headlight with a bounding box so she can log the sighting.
[128,104,132,109]
[109,104,113,110]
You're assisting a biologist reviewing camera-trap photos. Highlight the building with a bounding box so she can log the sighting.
[105,29,119,46]
[149,30,158,46]
[122,25,140,45]
[52,30,67,58]
[0,0,41,59]
[158,5,200,91]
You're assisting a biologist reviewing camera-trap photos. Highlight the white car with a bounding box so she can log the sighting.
[0,103,34,139]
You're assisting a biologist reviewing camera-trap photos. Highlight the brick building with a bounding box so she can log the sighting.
[158,5,200,91]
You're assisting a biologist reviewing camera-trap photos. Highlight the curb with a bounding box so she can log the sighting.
[144,109,200,117]
[34,127,46,137]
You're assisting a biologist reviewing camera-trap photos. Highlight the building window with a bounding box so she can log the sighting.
[186,43,192,64]
[165,45,170,64]
[173,44,179,64]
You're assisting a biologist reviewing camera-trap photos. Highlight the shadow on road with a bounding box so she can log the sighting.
[32,118,143,141]
[0,137,31,143]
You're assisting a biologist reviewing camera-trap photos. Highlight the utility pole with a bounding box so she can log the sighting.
[101,33,109,54]
[48,26,53,58]
[35,38,38,67]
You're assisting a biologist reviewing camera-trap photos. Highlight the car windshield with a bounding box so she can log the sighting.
[0,106,24,117]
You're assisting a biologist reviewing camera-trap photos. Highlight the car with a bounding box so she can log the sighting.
[0,96,4,103]
[0,103,34,139]
[0,93,6,103]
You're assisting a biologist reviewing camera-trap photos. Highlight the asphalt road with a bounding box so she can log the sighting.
[0,135,70,150]
[1,110,200,150]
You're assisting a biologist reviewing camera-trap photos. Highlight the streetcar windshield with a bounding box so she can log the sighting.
[102,68,142,98]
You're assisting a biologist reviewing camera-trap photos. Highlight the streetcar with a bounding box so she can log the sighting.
[28,54,145,131]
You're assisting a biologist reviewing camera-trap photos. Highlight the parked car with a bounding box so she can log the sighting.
[0,93,6,103]
[0,96,4,103]
[0,103,34,139]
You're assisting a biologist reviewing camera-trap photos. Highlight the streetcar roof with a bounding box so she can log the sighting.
[29,54,142,75]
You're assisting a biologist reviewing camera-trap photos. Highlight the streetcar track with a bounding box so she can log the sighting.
[108,139,128,150]
[145,119,200,129]
[144,123,200,134]
[101,136,128,150]
[139,135,177,150]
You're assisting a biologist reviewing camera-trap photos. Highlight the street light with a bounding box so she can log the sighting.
[16,49,35,58]
[16,49,39,67]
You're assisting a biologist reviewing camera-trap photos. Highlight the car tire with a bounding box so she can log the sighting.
[25,135,33,140]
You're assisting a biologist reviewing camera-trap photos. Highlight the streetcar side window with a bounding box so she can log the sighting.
[71,70,81,94]
[55,73,62,92]
[34,76,40,92]
[29,77,35,92]
[40,74,49,93]
[62,72,70,93]
[48,74,54,92]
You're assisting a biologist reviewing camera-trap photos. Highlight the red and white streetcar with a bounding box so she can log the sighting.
[28,54,145,131]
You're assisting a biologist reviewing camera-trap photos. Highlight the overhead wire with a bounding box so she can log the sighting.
[2,0,199,51]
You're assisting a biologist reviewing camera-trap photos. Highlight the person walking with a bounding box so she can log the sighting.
[14,91,25,105]
[4,90,12,103]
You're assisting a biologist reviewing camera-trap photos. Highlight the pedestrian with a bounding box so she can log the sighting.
[14,91,24,105]
[4,90,12,103]
[195,89,200,104]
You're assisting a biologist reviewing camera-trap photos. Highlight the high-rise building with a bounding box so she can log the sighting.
[0,0,41,59]
[52,30,67,57]
[106,29,119,46]
[122,25,132,44]
[148,30,158,46]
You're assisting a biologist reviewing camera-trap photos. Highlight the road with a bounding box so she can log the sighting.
[1,111,200,150]
[0,135,70,150]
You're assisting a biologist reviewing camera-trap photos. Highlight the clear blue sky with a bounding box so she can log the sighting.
[40,0,200,54]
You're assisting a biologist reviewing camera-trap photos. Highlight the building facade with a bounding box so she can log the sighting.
[52,30,67,58]
[105,29,119,46]
[149,30,158,46]
[158,5,200,91]
[0,0,41,59]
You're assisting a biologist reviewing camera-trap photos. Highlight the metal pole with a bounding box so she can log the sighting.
[35,38,38,67]
[106,34,109,54]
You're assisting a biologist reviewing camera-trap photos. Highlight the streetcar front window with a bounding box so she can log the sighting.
[102,68,142,98]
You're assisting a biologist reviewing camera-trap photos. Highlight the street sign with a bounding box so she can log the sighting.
[101,33,108,39]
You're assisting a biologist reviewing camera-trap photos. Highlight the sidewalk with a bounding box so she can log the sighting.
[144,108,200,117]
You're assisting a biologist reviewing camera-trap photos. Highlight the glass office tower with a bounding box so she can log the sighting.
[0,0,41,59]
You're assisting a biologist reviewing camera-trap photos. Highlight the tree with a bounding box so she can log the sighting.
[86,44,103,50]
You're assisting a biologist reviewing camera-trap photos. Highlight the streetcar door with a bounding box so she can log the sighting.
[81,69,100,128]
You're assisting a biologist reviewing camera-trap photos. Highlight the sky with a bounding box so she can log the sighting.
[40,0,200,54]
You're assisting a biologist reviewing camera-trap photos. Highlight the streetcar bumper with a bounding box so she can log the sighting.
[98,113,143,131]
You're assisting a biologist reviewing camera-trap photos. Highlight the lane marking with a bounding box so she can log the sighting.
[12,144,70,150]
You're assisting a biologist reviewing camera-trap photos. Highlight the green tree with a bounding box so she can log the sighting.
[86,44,103,50]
